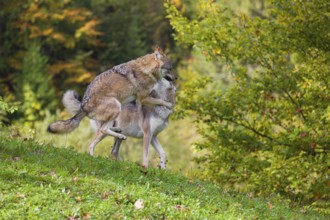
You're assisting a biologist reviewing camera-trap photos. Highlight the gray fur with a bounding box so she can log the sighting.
[62,90,81,115]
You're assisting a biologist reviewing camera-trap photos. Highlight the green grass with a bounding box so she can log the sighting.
[0,136,327,219]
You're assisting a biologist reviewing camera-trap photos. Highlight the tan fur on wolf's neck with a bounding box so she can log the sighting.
[129,54,162,79]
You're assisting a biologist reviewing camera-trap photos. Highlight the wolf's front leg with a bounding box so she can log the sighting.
[88,131,106,156]
[140,97,173,108]
[151,136,166,169]
[142,124,153,169]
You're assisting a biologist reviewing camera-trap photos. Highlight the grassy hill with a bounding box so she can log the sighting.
[0,136,327,219]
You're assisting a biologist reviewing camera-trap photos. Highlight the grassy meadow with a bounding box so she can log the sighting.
[0,135,327,219]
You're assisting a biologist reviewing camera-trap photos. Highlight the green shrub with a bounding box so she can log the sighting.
[15,41,56,127]
[166,0,330,212]
[0,96,19,125]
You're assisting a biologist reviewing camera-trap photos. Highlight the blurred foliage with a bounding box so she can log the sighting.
[0,0,101,99]
[15,41,56,127]
[166,0,330,212]
[76,0,180,68]
[0,97,19,126]
[0,0,182,124]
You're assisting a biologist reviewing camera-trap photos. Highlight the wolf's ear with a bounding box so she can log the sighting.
[154,46,164,60]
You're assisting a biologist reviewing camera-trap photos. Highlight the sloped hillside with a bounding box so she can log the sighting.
[0,137,326,219]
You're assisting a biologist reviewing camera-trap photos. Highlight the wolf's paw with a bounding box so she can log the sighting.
[88,147,94,156]
[158,163,166,169]
[137,163,148,174]
[117,134,127,140]
[165,102,173,109]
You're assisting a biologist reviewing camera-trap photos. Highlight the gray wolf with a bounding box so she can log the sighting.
[94,77,176,169]
[64,77,176,169]
[48,48,175,155]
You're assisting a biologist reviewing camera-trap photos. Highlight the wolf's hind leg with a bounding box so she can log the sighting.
[88,131,106,156]
[88,122,126,156]
[87,97,126,156]
[111,138,123,161]
[100,124,126,140]
[89,97,126,139]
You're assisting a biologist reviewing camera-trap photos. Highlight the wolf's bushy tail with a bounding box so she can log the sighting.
[48,90,85,134]
[62,90,81,114]
[47,111,86,134]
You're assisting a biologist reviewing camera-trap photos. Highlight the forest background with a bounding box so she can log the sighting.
[0,0,328,213]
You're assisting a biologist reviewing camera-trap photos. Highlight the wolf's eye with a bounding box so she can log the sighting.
[162,61,173,71]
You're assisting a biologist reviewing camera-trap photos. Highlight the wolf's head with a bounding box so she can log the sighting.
[154,47,177,81]
[152,78,177,105]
